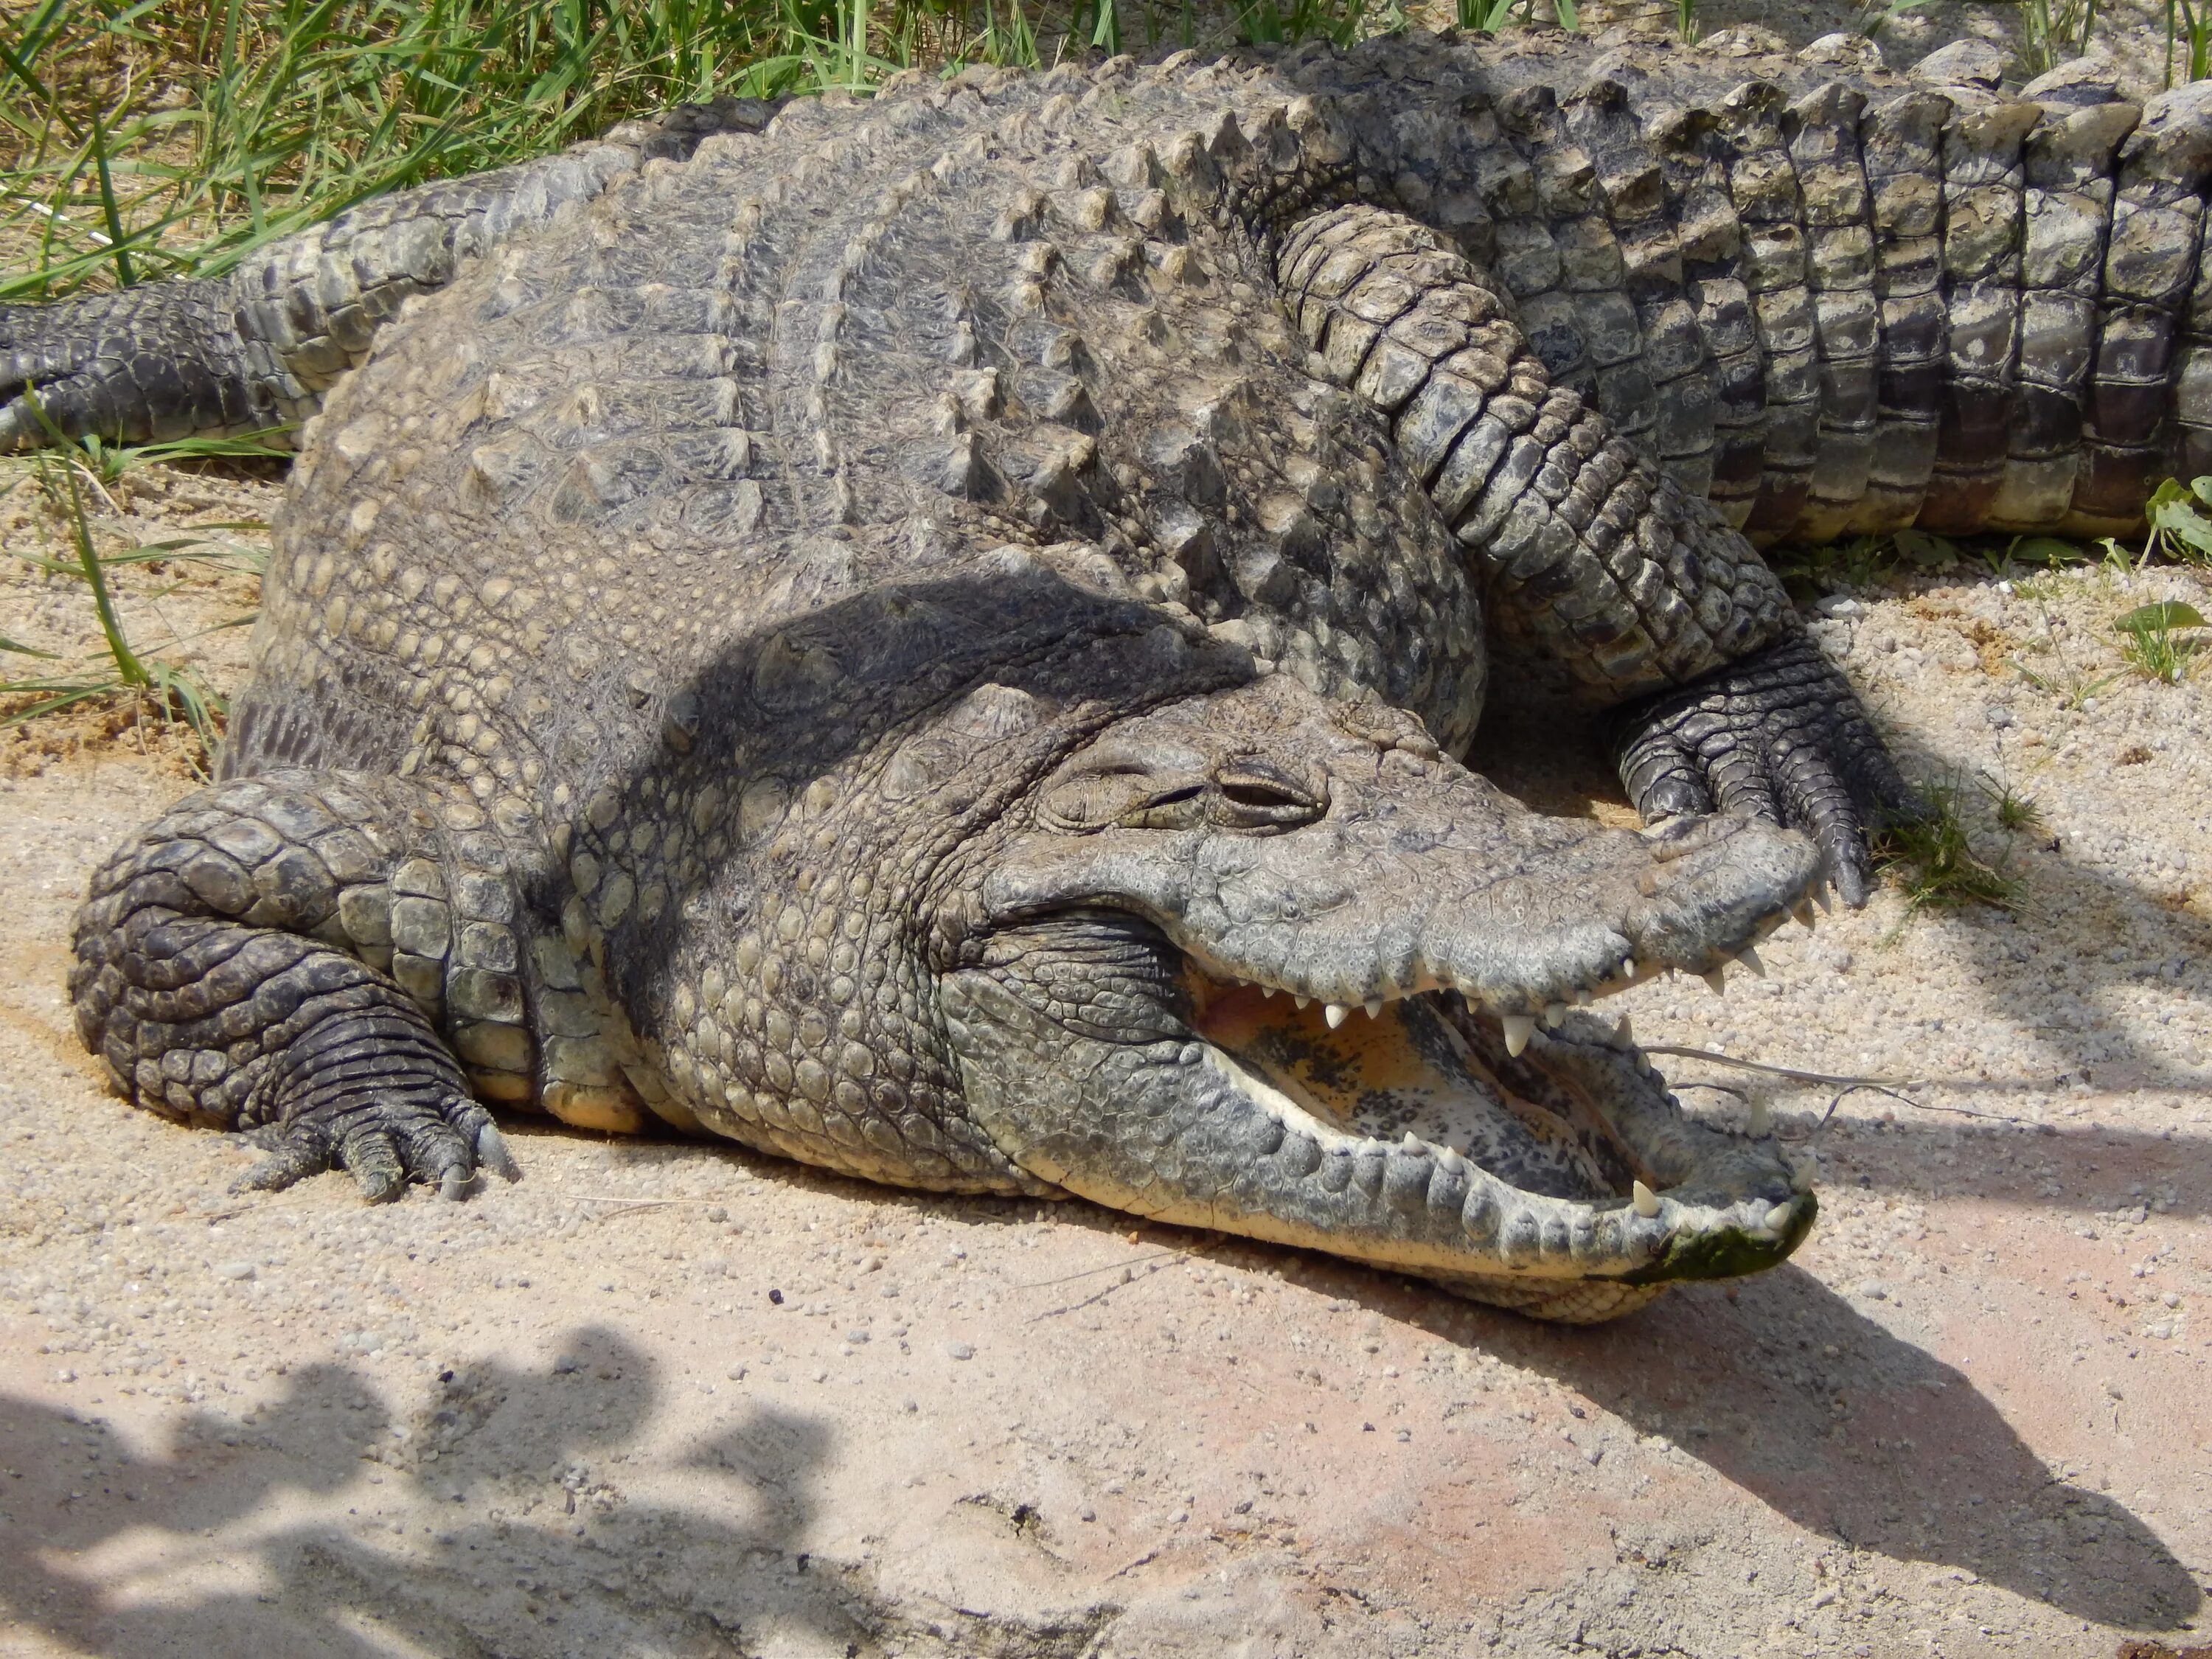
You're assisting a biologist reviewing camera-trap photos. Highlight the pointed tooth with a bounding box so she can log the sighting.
[1294,995,1310,1010]
[1792,900,1817,930]
[1438,1145,1467,1174]
[1325,1003,1350,1029]
[1543,1001,1566,1028]
[1365,998,1382,1020]
[1401,1131,1423,1153]
[1747,1100,1773,1136]
[1632,1180,1661,1218]
[1621,958,1638,981]
[1738,945,1765,978]
[1613,1014,1634,1047]
[1260,985,1276,999]
[1813,885,1834,915]
[1501,1014,1535,1057]
[1702,966,1728,995]
[1764,1200,1794,1231]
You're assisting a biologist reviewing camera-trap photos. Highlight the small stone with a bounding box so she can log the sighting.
[1856,1280,1890,1301]
[706,1206,728,1222]
[845,1328,871,1344]
[947,1341,975,1360]
[1986,706,2012,728]
[1079,1505,1096,1521]
[553,1354,581,1374]
[214,1261,257,1282]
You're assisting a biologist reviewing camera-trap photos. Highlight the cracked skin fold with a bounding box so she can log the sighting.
[38,32,2209,1318]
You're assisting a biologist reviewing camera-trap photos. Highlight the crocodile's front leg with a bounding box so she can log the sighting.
[1277,204,1913,901]
[69,771,524,1197]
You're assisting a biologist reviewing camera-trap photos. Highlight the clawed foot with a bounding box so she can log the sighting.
[1611,630,1917,908]
[239,1092,521,1203]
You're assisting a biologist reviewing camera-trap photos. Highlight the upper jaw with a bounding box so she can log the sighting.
[981,798,1823,1036]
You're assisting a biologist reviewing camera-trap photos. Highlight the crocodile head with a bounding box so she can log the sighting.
[939,672,1823,1323]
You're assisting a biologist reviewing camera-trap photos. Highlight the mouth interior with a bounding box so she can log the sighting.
[1189,973,1660,1204]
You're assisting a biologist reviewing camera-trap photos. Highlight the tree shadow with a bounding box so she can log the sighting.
[1290,1257,2204,1633]
[0,1326,874,1658]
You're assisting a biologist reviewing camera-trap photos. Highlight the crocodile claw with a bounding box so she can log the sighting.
[1610,630,1917,908]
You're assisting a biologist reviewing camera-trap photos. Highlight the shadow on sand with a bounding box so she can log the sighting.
[0,1326,879,1658]
[1278,1253,2205,1633]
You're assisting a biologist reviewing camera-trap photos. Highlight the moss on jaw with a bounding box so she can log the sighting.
[1619,1191,1818,1287]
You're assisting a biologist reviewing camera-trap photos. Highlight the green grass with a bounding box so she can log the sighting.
[1874,773,2026,916]
[2018,0,2100,74]
[0,0,1400,304]
[1,431,268,767]
[2114,599,2208,684]
[1979,773,2044,836]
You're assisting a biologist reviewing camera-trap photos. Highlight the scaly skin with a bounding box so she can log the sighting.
[67,42,2136,1320]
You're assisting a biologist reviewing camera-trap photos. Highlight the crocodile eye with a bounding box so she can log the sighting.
[1211,764,1326,830]
[1041,766,1209,832]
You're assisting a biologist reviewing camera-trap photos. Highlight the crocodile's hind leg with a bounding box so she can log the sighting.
[1276,204,1913,903]
[69,771,524,1199]
[1,97,779,452]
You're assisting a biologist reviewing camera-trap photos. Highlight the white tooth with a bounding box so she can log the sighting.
[1260,985,1276,999]
[1764,1200,1794,1232]
[1325,1003,1350,1029]
[1294,995,1311,1010]
[1402,1131,1423,1153]
[1813,886,1834,915]
[1543,1001,1565,1028]
[1702,966,1728,995]
[1622,958,1638,981]
[1501,1014,1535,1057]
[1738,945,1765,978]
[1632,1180,1661,1218]
[1365,998,1382,1020]
[1438,1146,1467,1173]
[1747,1100,1772,1135]
[1613,1014,1634,1047]
[1792,900,1817,931]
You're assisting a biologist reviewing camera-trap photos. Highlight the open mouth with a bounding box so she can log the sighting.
[1172,944,1818,1319]
[945,897,1820,1325]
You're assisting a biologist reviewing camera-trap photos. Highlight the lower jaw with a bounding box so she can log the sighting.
[941,951,1812,1325]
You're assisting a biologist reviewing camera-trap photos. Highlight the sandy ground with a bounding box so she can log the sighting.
[2,456,2211,1659]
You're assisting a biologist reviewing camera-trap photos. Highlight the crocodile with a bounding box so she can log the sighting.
[52,29,2205,1321]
